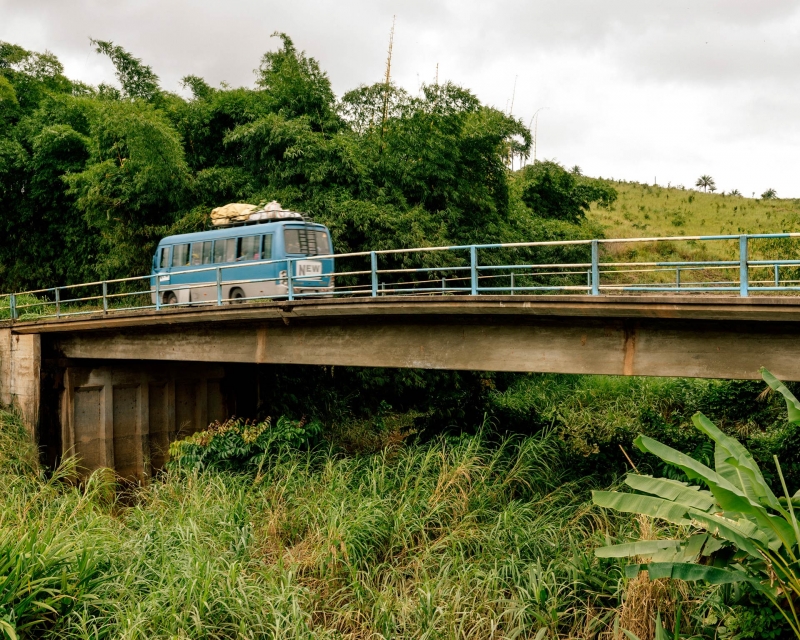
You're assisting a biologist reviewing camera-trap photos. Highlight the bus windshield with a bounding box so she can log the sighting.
[284,228,330,256]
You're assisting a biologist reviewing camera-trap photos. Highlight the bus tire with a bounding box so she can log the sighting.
[163,291,178,306]
[228,287,246,304]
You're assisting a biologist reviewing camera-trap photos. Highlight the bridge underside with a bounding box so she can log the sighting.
[4,295,800,478]
[36,296,800,380]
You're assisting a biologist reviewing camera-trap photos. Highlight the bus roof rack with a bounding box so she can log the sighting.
[210,200,308,229]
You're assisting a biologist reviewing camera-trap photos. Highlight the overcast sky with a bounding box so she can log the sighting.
[2,0,799,197]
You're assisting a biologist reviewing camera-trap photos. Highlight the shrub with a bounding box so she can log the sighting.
[168,415,323,472]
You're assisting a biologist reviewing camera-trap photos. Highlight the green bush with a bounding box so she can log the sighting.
[168,415,323,472]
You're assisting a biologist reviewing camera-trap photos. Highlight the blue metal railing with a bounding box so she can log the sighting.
[3,232,800,321]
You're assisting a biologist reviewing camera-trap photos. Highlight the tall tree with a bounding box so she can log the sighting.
[90,39,160,102]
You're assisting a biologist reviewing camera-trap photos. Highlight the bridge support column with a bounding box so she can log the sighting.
[0,328,40,433]
[60,362,227,480]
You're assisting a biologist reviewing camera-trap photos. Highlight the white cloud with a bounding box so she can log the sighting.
[1,0,798,197]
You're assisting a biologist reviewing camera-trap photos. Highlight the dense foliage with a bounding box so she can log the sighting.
[0,35,608,291]
[594,369,800,638]
[520,160,617,223]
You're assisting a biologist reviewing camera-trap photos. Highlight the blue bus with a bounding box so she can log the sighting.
[150,212,334,305]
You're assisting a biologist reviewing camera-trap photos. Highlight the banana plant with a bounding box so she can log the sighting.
[592,368,800,637]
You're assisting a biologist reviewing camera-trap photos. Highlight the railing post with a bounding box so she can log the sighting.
[55,287,61,318]
[102,281,108,314]
[370,251,378,297]
[510,272,515,295]
[775,264,780,287]
[216,268,222,306]
[9,293,16,321]
[155,275,161,310]
[590,240,600,296]
[287,259,294,301]
[441,276,446,293]
[676,267,681,289]
[739,235,749,297]
[470,246,478,295]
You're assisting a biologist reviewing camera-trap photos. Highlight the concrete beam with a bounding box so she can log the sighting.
[47,315,800,381]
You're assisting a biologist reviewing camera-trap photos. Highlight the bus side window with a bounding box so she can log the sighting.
[213,239,225,264]
[159,247,170,269]
[262,235,273,260]
[202,241,212,264]
[190,242,203,266]
[172,243,190,267]
[225,238,237,263]
[240,236,259,261]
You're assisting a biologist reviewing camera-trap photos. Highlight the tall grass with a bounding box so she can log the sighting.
[1,406,643,639]
[8,397,777,637]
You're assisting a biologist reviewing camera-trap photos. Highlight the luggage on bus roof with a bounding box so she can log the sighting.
[210,200,304,227]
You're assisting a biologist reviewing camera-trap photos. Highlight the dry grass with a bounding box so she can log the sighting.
[615,516,684,639]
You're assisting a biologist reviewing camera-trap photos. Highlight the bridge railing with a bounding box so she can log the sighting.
[3,232,800,321]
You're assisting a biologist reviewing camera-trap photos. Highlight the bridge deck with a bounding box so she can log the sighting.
[7,294,800,334]
[1,294,797,382]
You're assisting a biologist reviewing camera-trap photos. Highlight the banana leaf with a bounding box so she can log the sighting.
[762,367,800,425]
[592,491,691,526]
[595,540,681,558]
[625,474,715,512]
[623,562,755,585]
[693,412,783,512]
[634,435,740,495]
[687,510,767,558]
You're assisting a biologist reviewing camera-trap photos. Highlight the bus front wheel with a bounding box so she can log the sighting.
[162,291,178,306]
[228,287,246,304]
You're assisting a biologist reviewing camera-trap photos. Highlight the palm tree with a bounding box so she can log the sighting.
[761,188,777,200]
[570,165,582,176]
[729,189,742,197]
[695,175,716,192]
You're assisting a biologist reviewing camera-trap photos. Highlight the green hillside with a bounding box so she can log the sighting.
[588,181,800,239]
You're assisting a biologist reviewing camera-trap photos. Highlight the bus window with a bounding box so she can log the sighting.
[316,231,330,255]
[284,228,328,255]
[225,238,237,262]
[172,244,190,267]
[201,241,212,264]
[262,234,273,260]
[190,242,203,266]
[159,247,169,269]
[213,238,237,264]
[213,240,224,263]
[240,236,260,261]
[284,229,301,254]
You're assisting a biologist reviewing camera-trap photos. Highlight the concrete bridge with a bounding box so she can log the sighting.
[3,294,800,479]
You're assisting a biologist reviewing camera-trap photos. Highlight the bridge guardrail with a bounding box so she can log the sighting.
[3,232,800,321]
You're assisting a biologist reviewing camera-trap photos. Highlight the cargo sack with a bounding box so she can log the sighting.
[210,203,258,226]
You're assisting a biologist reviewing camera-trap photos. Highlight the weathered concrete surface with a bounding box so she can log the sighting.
[0,328,40,432]
[60,362,226,479]
[11,295,800,381]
